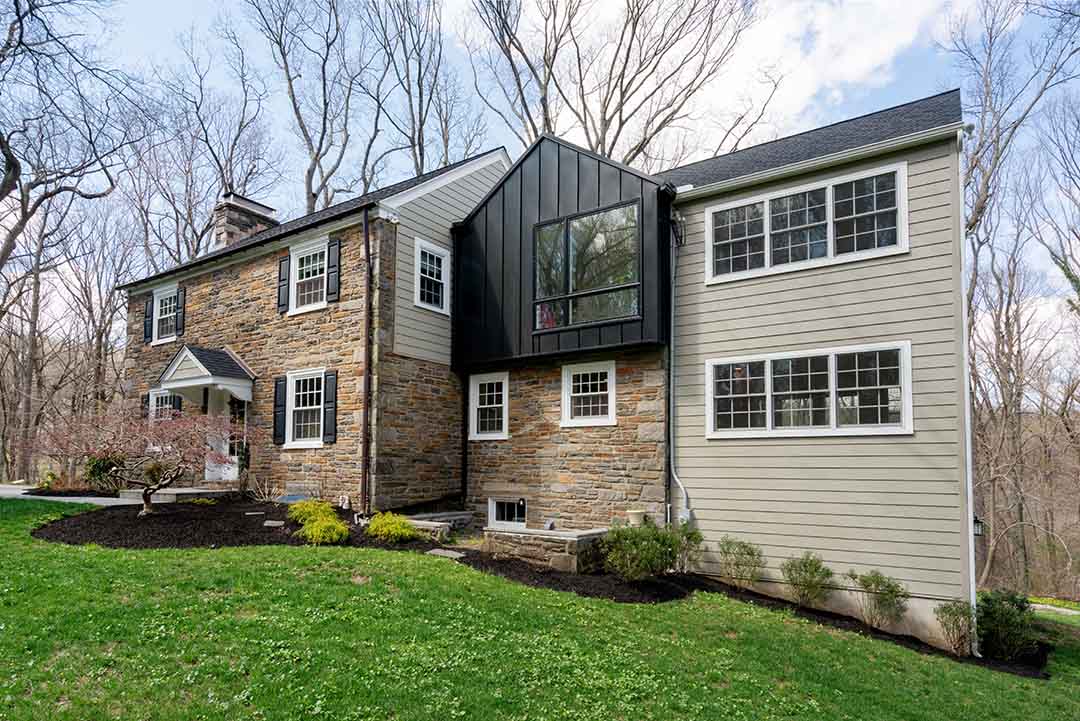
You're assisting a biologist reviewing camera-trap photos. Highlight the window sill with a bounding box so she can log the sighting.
[704,245,909,286]
[415,300,450,317]
[469,432,510,441]
[560,418,617,428]
[151,336,177,347]
[282,440,324,450]
[286,301,327,318]
[487,521,527,531]
[705,426,914,440]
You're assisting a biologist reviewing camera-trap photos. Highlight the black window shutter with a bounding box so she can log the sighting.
[175,287,186,336]
[326,236,341,302]
[273,376,287,444]
[171,394,183,412]
[322,370,337,443]
[141,393,150,418]
[277,256,290,313]
[143,298,154,342]
[201,387,209,414]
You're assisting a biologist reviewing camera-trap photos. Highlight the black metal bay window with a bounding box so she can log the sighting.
[534,201,641,331]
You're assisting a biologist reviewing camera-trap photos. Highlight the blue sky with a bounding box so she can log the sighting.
[107,0,970,218]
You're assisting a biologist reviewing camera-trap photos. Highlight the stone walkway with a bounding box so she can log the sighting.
[0,484,139,506]
[1033,602,1080,616]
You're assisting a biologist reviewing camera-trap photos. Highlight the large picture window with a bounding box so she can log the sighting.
[704,161,908,284]
[535,202,640,331]
[705,341,913,438]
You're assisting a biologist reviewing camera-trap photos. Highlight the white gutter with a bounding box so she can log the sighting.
[672,122,966,203]
[668,210,691,524]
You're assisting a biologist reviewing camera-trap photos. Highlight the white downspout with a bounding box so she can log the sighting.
[668,209,691,524]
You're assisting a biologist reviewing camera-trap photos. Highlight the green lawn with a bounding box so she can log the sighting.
[2,500,1078,721]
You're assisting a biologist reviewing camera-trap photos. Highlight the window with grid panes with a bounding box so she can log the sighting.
[570,369,610,419]
[291,374,323,440]
[770,188,827,265]
[419,248,444,308]
[833,172,898,254]
[713,361,766,429]
[156,292,177,339]
[294,248,327,308]
[836,348,903,426]
[476,380,504,433]
[771,355,830,428]
[712,201,765,275]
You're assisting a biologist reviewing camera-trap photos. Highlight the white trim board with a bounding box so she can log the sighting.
[560,360,617,428]
[413,237,452,316]
[469,371,510,441]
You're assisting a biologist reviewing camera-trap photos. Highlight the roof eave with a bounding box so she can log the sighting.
[671,121,965,204]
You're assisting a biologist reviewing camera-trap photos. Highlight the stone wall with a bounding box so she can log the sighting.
[467,347,667,530]
[482,528,607,573]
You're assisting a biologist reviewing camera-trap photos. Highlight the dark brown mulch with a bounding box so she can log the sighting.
[30,499,440,552]
[29,502,1051,678]
[24,487,120,498]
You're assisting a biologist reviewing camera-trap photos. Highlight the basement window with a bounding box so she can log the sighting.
[488,498,526,528]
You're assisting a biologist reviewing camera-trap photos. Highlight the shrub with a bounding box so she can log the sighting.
[977,590,1038,662]
[715,536,765,588]
[935,599,974,656]
[84,452,125,491]
[845,569,910,629]
[600,519,680,582]
[365,512,422,543]
[780,552,834,608]
[673,522,704,573]
[287,499,336,525]
[295,515,350,545]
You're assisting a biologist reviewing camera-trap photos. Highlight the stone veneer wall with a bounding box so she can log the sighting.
[369,218,462,510]
[467,347,667,530]
[482,528,606,573]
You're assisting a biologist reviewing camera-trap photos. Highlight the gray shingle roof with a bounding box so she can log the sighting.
[659,89,962,190]
[121,146,507,291]
[160,346,254,382]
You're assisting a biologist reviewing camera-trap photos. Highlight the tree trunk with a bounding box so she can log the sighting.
[140,487,154,517]
[14,256,43,483]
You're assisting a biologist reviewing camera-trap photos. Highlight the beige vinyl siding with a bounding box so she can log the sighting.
[393,162,506,363]
[170,355,204,380]
[672,138,972,600]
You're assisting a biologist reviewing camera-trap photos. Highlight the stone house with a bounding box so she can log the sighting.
[122,89,974,648]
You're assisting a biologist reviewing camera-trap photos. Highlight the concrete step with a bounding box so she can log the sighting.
[408,511,474,529]
[118,488,232,504]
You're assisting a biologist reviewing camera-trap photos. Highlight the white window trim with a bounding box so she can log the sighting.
[703,161,909,286]
[560,360,617,428]
[469,371,510,440]
[283,367,326,450]
[704,340,914,439]
[148,388,174,423]
[413,237,451,316]
[287,237,329,317]
[150,284,179,346]
[487,497,526,530]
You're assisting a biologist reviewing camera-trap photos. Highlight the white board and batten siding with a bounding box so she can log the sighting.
[672,138,972,602]
[392,161,508,364]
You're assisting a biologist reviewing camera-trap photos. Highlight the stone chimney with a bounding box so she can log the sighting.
[211,192,279,251]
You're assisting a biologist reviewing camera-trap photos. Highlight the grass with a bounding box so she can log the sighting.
[1037,611,1080,629]
[2,500,1079,721]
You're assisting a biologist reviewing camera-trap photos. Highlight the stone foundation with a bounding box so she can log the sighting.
[482,527,608,573]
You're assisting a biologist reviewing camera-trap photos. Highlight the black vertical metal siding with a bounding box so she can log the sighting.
[454,136,669,369]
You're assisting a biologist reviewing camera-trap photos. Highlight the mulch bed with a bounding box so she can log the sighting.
[24,488,120,498]
[28,499,1051,678]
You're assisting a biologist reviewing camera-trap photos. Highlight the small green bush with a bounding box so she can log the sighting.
[601,519,681,582]
[295,515,350,545]
[715,535,765,588]
[1030,596,1080,612]
[977,590,1038,662]
[780,552,834,608]
[846,569,910,629]
[84,452,125,490]
[673,522,704,573]
[181,498,218,506]
[935,599,974,656]
[365,512,422,543]
[287,499,336,525]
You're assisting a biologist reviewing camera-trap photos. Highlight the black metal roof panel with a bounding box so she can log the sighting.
[121,146,507,290]
[185,346,254,380]
[659,89,962,190]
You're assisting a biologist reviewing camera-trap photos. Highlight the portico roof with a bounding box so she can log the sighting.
[158,345,255,402]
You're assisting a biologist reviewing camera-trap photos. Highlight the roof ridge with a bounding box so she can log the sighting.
[660,88,961,176]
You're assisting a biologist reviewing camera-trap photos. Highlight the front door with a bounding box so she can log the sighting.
[204,389,244,482]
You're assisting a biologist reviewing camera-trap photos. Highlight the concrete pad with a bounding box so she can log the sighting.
[118,487,231,504]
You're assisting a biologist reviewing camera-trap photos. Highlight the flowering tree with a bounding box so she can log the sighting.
[40,403,256,516]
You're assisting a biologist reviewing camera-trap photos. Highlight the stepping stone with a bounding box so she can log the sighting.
[426,548,465,560]
[245,511,265,516]
[263,520,284,528]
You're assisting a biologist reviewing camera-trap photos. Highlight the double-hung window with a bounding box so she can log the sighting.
[414,238,450,315]
[705,162,907,283]
[561,360,617,427]
[705,341,912,438]
[289,240,328,314]
[535,202,640,330]
[149,389,177,422]
[286,369,324,447]
[152,286,179,344]
[469,371,509,440]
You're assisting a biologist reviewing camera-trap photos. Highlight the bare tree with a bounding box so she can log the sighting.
[1033,91,1080,311]
[466,0,769,169]
[245,0,397,211]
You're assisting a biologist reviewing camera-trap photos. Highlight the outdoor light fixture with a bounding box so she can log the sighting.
[973,515,985,537]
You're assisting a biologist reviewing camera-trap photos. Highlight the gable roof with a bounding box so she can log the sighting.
[659,89,962,191]
[121,146,509,292]
[159,345,255,383]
